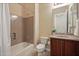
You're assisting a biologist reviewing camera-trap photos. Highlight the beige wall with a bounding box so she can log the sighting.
[39,3,52,37]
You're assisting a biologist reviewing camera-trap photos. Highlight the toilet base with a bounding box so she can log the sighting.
[37,51,46,56]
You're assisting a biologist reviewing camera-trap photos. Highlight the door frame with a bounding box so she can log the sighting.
[34,3,39,45]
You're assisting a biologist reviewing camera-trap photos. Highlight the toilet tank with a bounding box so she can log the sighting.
[40,37,49,44]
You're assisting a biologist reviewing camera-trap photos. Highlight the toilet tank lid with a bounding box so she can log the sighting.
[40,37,49,39]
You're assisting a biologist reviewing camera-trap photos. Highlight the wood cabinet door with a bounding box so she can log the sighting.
[75,41,79,56]
[51,38,64,56]
[64,40,76,56]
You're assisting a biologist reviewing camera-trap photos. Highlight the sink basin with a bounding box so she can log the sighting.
[52,33,76,39]
[57,35,69,37]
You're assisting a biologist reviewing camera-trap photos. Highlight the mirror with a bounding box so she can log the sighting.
[68,4,79,36]
[52,3,79,36]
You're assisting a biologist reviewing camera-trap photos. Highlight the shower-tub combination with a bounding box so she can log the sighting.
[10,16,35,56]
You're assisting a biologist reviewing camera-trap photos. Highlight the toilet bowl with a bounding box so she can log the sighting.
[36,44,45,52]
[36,37,49,56]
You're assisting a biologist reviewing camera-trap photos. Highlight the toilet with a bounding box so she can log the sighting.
[36,37,49,56]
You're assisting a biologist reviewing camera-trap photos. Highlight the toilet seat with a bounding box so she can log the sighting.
[36,44,45,49]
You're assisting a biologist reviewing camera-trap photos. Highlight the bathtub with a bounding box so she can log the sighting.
[11,42,36,56]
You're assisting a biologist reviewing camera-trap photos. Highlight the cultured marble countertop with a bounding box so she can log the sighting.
[50,33,79,41]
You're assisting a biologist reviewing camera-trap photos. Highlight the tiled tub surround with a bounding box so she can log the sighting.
[11,16,34,46]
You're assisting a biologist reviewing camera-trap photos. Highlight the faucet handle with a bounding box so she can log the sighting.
[11,32,16,40]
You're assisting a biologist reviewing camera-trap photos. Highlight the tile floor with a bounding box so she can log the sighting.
[32,50,50,56]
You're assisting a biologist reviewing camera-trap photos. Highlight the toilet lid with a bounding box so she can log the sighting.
[36,44,45,49]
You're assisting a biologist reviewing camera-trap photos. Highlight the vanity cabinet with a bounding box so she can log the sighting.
[75,42,79,55]
[64,40,76,56]
[50,38,79,56]
[51,38,64,56]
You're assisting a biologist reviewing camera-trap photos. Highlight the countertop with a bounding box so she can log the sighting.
[50,33,79,41]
